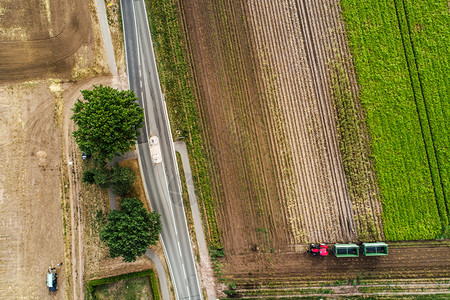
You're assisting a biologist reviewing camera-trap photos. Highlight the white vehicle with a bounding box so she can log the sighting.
[149,136,162,164]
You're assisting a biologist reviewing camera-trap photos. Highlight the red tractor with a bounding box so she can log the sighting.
[307,243,328,257]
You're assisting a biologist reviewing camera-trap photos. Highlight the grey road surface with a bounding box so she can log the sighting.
[120,0,202,299]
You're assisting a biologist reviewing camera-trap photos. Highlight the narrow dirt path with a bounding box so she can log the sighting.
[62,77,111,299]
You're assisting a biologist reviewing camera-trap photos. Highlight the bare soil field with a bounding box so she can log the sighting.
[0,0,140,298]
[0,0,94,81]
[222,241,450,281]
[0,81,66,299]
[176,0,450,294]
[220,241,450,297]
[180,0,383,255]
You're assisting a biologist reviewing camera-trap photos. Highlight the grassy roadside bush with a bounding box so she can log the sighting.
[88,269,160,299]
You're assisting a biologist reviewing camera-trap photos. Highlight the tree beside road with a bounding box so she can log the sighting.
[100,198,162,262]
[71,85,144,161]
[72,85,160,263]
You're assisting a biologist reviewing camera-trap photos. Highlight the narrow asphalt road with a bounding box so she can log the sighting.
[121,0,202,299]
[95,1,171,298]
[107,151,171,300]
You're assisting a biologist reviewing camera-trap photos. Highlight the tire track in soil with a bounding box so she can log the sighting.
[250,0,306,243]
[264,0,324,242]
[269,0,335,243]
[220,10,267,250]
[244,1,297,247]
[244,0,356,243]
[240,1,295,248]
[62,78,108,299]
[225,0,284,251]
[313,0,384,239]
[294,0,356,241]
[218,0,281,251]
[0,0,91,81]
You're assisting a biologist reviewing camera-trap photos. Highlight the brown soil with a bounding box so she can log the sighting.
[0,0,94,81]
[178,0,447,294]
[0,0,156,298]
[0,81,66,298]
[221,241,450,295]
[180,0,382,253]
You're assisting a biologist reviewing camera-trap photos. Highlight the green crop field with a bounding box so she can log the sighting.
[340,0,449,240]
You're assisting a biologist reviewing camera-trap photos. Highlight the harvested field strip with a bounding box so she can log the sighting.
[243,0,385,242]
[330,62,383,241]
[204,0,289,252]
[340,0,446,240]
[296,0,383,241]
[173,0,383,254]
[145,0,222,248]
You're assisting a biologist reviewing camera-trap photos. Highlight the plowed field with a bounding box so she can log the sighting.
[220,240,450,297]
[180,0,383,256]
[0,0,103,298]
[0,0,91,81]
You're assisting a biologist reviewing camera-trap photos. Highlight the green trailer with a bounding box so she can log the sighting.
[333,243,359,257]
[362,242,388,256]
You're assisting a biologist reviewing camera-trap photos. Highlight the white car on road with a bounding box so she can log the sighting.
[149,136,162,164]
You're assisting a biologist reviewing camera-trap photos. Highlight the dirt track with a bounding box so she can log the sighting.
[221,241,450,285]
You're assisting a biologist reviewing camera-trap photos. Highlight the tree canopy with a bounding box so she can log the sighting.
[100,198,161,262]
[110,165,136,196]
[71,85,144,161]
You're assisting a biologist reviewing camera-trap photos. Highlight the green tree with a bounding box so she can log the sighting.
[93,166,111,189]
[82,169,96,184]
[100,198,161,262]
[110,165,136,196]
[71,85,144,161]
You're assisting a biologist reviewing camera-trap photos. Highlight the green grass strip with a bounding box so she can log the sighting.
[401,0,449,216]
[88,269,159,299]
[340,0,443,240]
[393,0,448,226]
[144,0,222,249]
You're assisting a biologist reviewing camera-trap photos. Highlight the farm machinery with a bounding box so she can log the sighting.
[46,267,58,292]
[307,243,329,256]
[307,242,388,258]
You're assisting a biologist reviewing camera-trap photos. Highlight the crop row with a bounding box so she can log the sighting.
[399,0,449,216]
[145,0,222,249]
[393,0,448,224]
[340,0,448,240]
